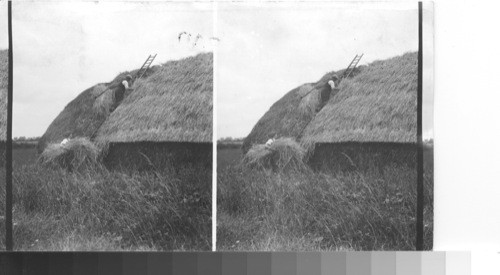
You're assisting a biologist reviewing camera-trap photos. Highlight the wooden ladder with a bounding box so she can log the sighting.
[94,54,158,99]
[299,54,364,99]
[135,54,157,80]
[339,53,363,84]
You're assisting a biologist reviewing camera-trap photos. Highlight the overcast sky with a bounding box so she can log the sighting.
[217,1,433,139]
[6,1,433,139]
[11,1,213,137]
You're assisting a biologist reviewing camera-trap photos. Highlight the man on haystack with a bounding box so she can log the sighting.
[111,74,133,111]
[328,74,339,90]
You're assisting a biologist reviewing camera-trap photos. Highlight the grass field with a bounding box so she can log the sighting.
[0,147,211,251]
[217,146,433,251]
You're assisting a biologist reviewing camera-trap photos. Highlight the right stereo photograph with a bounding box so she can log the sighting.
[217,1,434,251]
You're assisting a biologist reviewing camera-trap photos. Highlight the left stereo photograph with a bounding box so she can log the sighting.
[2,1,213,251]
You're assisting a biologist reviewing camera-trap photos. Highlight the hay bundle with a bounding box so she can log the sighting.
[39,138,100,172]
[242,137,309,173]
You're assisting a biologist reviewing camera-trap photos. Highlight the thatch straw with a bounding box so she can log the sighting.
[95,53,213,143]
[242,137,309,173]
[302,52,417,144]
[0,49,8,141]
[39,137,100,172]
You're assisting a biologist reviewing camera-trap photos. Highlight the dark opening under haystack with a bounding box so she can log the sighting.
[308,142,417,172]
[0,49,8,166]
[104,142,212,171]
[244,52,417,172]
[38,53,213,171]
[242,137,309,173]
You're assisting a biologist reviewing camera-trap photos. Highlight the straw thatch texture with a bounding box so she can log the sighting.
[242,137,309,173]
[0,49,8,142]
[103,142,212,171]
[95,53,213,143]
[39,138,100,172]
[302,52,417,144]
[242,71,342,153]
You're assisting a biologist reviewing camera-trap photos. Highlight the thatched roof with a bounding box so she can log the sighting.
[95,53,212,143]
[244,52,417,151]
[0,49,8,141]
[303,52,417,144]
[39,53,212,151]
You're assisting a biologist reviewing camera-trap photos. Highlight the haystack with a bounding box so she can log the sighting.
[95,53,212,170]
[39,138,100,172]
[302,52,417,144]
[0,49,8,165]
[242,67,358,153]
[244,52,418,171]
[242,138,309,173]
[37,65,161,153]
[95,53,212,143]
[39,53,213,170]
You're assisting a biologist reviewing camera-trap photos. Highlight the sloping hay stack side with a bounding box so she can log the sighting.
[96,53,212,143]
[302,52,418,170]
[37,63,161,153]
[303,52,417,144]
[95,53,213,169]
[242,67,361,153]
[0,49,8,165]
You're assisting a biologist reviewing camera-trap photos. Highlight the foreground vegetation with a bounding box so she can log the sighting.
[217,148,433,251]
[0,148,211,251]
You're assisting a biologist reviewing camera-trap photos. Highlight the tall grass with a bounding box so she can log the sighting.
[0,162,211,251]
[217,153,433,251]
